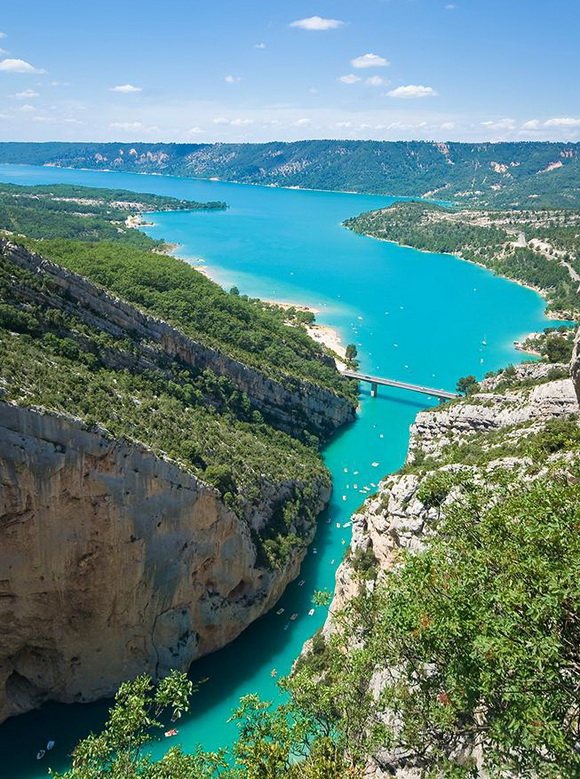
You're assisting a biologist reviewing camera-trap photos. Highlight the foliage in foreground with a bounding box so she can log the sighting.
[49,468,580,778]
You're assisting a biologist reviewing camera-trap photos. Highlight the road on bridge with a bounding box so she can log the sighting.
[341,370,459,400]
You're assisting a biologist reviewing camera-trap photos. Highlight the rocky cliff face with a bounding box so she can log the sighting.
[0,402,329,723]
[571,327,580,404]
[323,361,580,777]
[3,239,355,439]
[0,239,353,723]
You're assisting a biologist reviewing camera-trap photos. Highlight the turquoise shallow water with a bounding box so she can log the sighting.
[0,164,551,776]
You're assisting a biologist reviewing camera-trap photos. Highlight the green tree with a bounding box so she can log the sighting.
[455,375,479,395]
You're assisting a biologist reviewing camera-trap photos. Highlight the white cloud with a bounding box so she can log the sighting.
[19,104,35,112]
[0,58,46,74]
[308,87,319,94]
[0,48,7,56]
[338,74,361,85]
[224,75,242,84]
[544,117,580,127]
[387,84,438,99]
[109,121,143,130]
[336,121,353,128]
[445,4,456,9]
[212,117,252,126]
[0,32,6,38]
[254,42,266,49]
[110,84,142,93]
[294,118,311,127]
[290,16,344,31]
[366,76,387,87]
[440,122,456,130]
[32,115,55,123]
[14,88,39,98]
[521,119,541,130]
[351,53,389,69]
[481,118,516,130]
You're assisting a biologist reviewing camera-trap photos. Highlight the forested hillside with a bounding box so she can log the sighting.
[0,140,579,207]
[0,182,224,248]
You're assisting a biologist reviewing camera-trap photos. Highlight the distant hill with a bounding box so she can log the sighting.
[0,140,579,208]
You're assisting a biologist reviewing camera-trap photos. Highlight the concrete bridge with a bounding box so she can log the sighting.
[341,370,459,401]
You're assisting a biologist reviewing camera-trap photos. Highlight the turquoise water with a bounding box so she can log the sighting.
[0,164,550,776]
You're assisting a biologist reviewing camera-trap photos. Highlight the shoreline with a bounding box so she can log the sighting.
[160,244,347,369]
[353,230,572,323]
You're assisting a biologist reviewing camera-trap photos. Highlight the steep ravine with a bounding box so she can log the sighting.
[0,241,354,724]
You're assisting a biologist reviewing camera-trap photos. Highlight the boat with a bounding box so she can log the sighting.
[308,608,315,616]
[336,522,341,528]
[36,750,46,760]
[312,548,317,554]
[298,579,305,586]
[46,740,55,750]
[276,608,284,615]
[290,613,298,620]
[270,668,277,677]
[164,729,179,738]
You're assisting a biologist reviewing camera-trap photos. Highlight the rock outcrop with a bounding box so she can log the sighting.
[323,362,580,777]
[571,327,580,404]
[0,402,329,723]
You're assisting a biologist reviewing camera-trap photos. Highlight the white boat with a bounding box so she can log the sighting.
[46,740,55,750]
[308,608,315,616]
[36,750,46,760]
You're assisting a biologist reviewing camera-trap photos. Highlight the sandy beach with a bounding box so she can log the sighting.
[306,323,347,370]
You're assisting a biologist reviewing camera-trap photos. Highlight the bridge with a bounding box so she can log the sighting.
[341,370,459,401]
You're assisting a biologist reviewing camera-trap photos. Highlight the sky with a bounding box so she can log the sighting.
[0,0,579,144]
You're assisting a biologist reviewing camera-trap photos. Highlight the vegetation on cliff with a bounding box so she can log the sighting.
[0,183,356,571]
[0,140,579,207]
[44,366,580,778]
[345,201,580,318]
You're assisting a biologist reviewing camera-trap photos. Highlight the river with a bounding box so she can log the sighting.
[0,164,551,777]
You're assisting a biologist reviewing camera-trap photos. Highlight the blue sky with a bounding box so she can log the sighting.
[0,0,578,143]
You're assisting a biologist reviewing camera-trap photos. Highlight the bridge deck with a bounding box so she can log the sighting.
[342,370,459,400]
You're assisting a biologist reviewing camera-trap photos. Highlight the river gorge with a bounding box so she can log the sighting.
[0,163,551,778]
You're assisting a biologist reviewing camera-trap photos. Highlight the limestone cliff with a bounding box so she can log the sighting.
[571,327,580,404]
[322,360,580,777]
[0,238,354,723]
[0,401,330,723]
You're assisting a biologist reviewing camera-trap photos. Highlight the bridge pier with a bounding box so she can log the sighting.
[370,382,378,398]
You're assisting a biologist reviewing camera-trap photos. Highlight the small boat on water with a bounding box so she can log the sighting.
[290,613,298,620]
[164,729,179,738]
[36,750,46,760]
[46,740,55,750]
[270,668,277,677]
[276,608,284,615]
[308,608,315,616]
[312,548,317,554]
[298,579,305,586]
